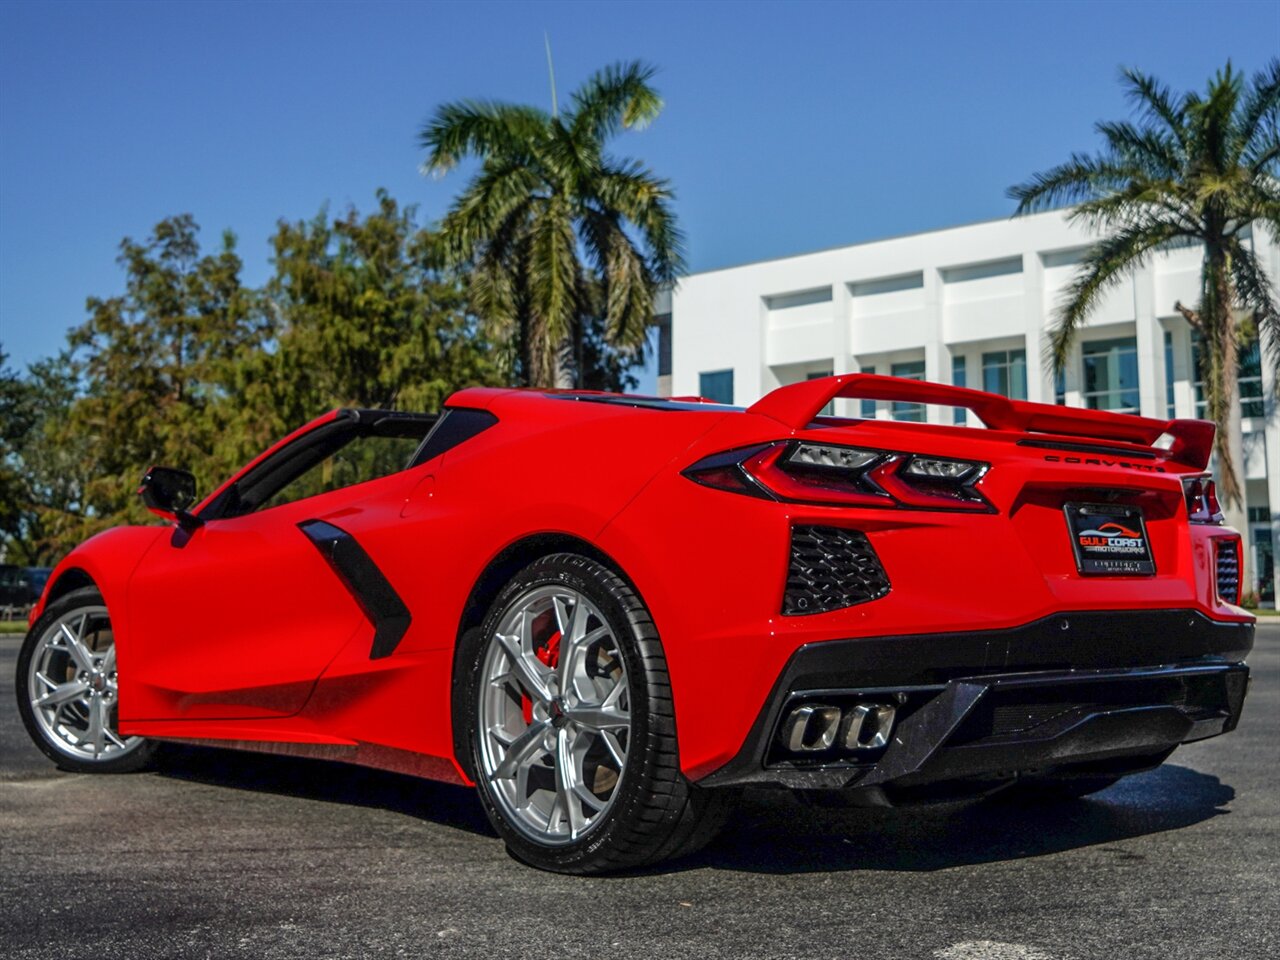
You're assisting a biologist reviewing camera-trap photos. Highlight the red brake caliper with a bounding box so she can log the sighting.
[521,630,561,724]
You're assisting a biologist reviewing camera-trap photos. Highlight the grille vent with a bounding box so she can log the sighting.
[1215,540,1240,604]
[783,525,890,616]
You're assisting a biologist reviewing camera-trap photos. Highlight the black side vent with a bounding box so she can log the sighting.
[784,525,890,616]
[1216,540,1240,604]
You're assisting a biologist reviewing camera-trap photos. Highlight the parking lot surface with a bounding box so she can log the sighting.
[2,623,1277,960]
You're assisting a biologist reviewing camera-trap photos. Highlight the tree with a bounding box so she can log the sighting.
[1009,62,1280,523]
[246,190,503,444]
[25,216,269,548]
[420,60,685,387]
[0,352,89,564]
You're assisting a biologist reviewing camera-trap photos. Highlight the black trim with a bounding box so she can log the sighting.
[297,519,412,660]
[1017,437,1160,460]
[699,609,1254,790]
[409,408,498,467]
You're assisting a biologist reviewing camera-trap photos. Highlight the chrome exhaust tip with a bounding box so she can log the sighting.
[781,704,841,752]
[841,703,896,750]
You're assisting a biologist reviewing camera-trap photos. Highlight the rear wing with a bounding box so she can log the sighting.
[747,373,1215,470]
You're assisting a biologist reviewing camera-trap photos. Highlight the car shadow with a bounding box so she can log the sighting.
[152,744,497,838]
[152,745,1232,875]
[674,763,1234,875]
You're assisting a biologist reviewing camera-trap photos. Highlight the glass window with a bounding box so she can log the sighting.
[890,360,926,422]
[807,369,834,416]
[206,415,434,519]
[1192,333,1264,419]
[859,365,877,418]
[1164,330,1175,418]
[699,369,734,405]
[1081,337,1140,413]
[981,348,1027,401]
[951,355,967,424]
[1055,368,1066,405]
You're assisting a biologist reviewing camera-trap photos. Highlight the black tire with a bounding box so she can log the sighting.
[15,585,156,774]
[456,553,733,874]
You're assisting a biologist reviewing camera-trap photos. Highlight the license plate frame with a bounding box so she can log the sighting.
[1064,501,1156,576]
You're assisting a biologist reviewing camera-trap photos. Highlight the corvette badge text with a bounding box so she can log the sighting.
[1043,454,1166,473]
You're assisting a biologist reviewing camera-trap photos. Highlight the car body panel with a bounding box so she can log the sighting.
[28,374,1254,790]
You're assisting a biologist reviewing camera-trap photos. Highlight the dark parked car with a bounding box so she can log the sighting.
[0,566,51,608]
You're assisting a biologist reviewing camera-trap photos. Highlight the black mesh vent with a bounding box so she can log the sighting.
[1216,540,1240,603]
[783,525,890,615]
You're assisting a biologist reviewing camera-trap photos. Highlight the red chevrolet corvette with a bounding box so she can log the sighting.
[16,374,1254,872]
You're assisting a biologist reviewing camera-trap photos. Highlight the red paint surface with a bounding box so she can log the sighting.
[29,375,1253,785]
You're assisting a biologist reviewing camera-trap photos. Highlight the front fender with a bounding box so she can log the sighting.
[30,525,169,626]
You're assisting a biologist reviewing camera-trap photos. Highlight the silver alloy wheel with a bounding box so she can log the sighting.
[478,585,631,845]
[26,605,144,762]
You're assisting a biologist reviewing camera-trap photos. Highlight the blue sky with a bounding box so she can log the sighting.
[1,0,1277,383]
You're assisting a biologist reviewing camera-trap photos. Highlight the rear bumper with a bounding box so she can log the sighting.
[698,609,1253,795]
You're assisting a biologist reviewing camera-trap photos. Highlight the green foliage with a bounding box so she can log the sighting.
[1010,60,1280,505]
[1,193,506,564]
[420,60,684,387]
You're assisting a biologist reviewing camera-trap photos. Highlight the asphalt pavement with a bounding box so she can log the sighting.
[1,624,1277,960]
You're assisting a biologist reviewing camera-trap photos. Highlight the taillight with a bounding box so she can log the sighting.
[684,441,991,512]
[1183,475,1223,524]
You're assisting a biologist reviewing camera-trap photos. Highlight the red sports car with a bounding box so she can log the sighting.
[16,375,1254,873]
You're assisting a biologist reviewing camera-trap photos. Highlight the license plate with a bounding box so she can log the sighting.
[1064,502,1155,576]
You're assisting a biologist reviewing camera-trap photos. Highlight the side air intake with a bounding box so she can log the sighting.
[784,525,890,615]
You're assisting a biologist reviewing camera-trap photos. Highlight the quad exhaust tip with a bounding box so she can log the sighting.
[781,701,897,754]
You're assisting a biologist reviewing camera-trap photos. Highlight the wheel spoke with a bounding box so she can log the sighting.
[555,728,587,839]
[81,699,106,756]
[478,583,632,845]
[493,623,553,703]
[58,622,94,673]
[34,680,89,710]
[492,720,552,780]
[565,703,629,731]
[27,605,142,765]
[601,730,627,768]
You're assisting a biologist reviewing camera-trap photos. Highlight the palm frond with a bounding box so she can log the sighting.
[1047,220,1184,373]
[1008,153,1134,213]
[1096,120,1182,179]
[436,163,540,265]
[1235,59,1280,157]
[419,101,548,174]
[568,61,663,144]
[1227,235,1280,384]
[1120,67,1188,144]
[591,161,686,281]
[527,198,579,377]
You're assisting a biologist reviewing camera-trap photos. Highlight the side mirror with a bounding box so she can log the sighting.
[138,466,202,528]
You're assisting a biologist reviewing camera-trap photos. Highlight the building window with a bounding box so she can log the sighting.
[807,370,834,416]
[859,365,877,418]
[1164,330,1175,418]
[699,369,733,405]
[981,348,1027,401]
[951,355,967,424]
[1193,333,1265,419]
[1081,337,1140,413]
[1248,506,1272,523]
[890,360,926,422]
[1055,368,1066,405]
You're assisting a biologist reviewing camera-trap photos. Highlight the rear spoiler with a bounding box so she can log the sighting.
[747,374,1215,469]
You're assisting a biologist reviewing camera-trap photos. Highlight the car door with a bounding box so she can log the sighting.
[121,410,432,722]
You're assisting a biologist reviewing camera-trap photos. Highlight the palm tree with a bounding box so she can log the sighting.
[1009,61,1280,520]
[420,61,684,388]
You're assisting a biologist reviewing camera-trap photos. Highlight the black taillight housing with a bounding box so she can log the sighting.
[1183,475,1224,524]
[684,441,991,512]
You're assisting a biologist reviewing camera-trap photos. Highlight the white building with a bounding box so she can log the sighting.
[659,208,1280,606]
